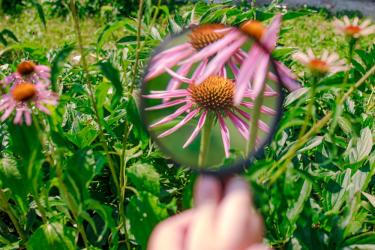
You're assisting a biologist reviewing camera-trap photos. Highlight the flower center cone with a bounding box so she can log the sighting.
[309,59,329,73]
[17,61,36,75]
[189,24,226,50]
[190,76,234,111]
[12,82,37,102]
[240,20,266,40]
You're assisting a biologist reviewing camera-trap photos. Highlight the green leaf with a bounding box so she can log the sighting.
[99,61,123,106]
[51,43,75,91]
[27,223,76,250]
[1,29,19,42]
[284,87,308,106]
[127,162,160,195]
[66,126,99,148]
[31,0,47,29]
[127,192,169,248]
[287,180,312,224]
[126,96,149,146]
[298,136,323,153]
[282,10,313,21]
[356,127,373,162]
[97,20,129,49]
[362,192,375,208]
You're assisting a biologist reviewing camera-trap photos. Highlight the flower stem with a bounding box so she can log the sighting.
[69,0,120,196]
[130,0,144,96]
[198,113,214,167]
[246,84,265,156]
[343,38,357,85]
[296,76,317,141]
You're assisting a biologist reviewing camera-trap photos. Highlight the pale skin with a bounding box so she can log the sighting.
[148,176,270,250]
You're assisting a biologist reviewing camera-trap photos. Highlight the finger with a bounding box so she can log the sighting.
[246,243,272,250]
[215,177,264,250]
[194,175,222,207]
[148,210,194,250]
[186,203,217,250]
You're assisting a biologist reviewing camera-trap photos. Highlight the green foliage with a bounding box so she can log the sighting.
[0,1,374,250]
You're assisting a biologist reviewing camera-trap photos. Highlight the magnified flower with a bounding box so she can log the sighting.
[292,49,348,75]
[234,14,300,105]
[144,69,278,158]
[3,61,51,86]
[333,16,375,38]
[0,82,58,125]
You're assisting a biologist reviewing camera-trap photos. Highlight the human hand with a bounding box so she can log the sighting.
[148,176,269,250]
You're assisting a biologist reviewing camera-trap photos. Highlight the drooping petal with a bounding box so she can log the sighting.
[1,103,16,121]
[146,48,195,80]
[217,114,230,158]
[261,13,281,50]
[145,99,187,111]
[183,110,207,148]
[143,89,189,99]
[252,54,269,98]
[235,108,270,133]
[191,59,208,81]
[24,109,32,126]
[196,35,248,84]
[166,63,193,92]
[179,29,244,66]
[240,102,277,115]
[275,61,301,91]
[152,43,192,62]
[164,67,193,84]
[149,103,192,128]
[226,111,249,140]
[157,108,200,138]
[234,44,262,105]
[13,109,23,124]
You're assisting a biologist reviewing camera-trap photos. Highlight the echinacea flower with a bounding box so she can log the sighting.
[0,81,58,125]
[292,49,348,75]
[145,23,248,93]
[143,68,278,158]
[333,16,375,38]
[234,14,300,105]
[2,61,51,87]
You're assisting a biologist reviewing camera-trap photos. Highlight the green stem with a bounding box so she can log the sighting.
[296,76,317,141]
[150,0,162,29]
[69,0,120,196]
[343,38,357,85]
[35,115,89,247]
[130,0,144,97]
[198,114,214,167]
[0,189,26,242]
[246,84,265,156]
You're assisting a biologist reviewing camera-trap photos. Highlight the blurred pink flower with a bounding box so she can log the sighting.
[333,16,375,38]
[234,14,300,105]
[2,61,51,87]
[144,68,278,158]
[0,82,58,126]
[293,49,348,75]
[146,23,249,92]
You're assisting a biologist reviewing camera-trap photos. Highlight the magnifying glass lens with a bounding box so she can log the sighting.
[141,24,283,173]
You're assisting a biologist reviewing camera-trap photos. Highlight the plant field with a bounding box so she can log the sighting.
[0,1,374,249]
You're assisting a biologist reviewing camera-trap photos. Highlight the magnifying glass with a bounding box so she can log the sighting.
[141,22,285,175]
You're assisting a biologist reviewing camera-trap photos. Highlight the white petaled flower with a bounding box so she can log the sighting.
[333,16,375,38]
[292,49,349,75]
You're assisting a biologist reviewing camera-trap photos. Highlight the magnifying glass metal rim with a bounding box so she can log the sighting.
[140,25,285,176]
